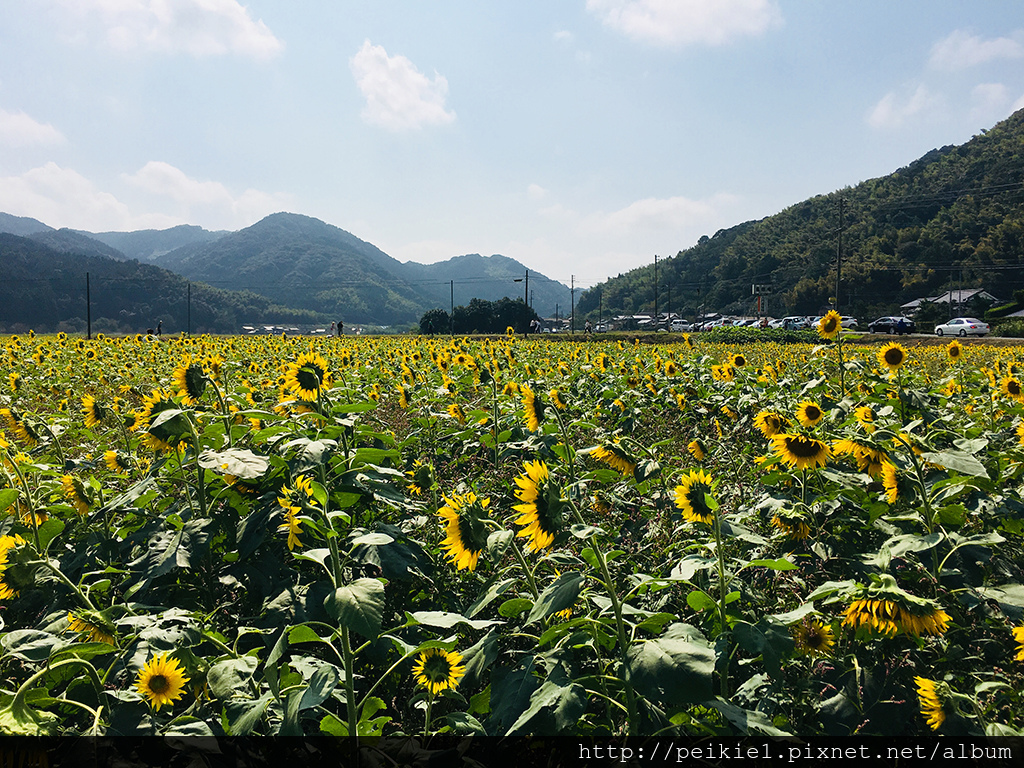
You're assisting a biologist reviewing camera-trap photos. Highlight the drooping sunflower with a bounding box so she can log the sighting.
[795,400,824,428]
[438,491,491,571]
[284,351,332,401]
[832,439,888,478]
[104,450,132,473]
[447,403,467,426]
[549,388,567,410]
[81,394,110,428]
[0,533,28,599]
[754,410,786,439]
[711,364,734,382]
[513,460,566,551]
[792,619,834,657]
[854,405,876,433]
[136,653,190,711]
[769,433,831,470]
[881,462,899,504]
[591,442,636,475]
[687,439,706,461]
[914,677,947,731]
[278,475,316,550]
[61,475,90,516]
[877,342,907,373]
[412,648,466,696]
[405,460,435,496]
[67,611,116,645]
[0,408,38,447]
[946,340,964,363]
[673,468,717,524]
[816,310,842,340]
[842,576,950,638]
[172,356,207,405]
[136,389,187,451]
[771,509,811,540]
[521,385,544,431]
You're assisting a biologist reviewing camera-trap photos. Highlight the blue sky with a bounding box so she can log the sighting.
[1,1,1023,289]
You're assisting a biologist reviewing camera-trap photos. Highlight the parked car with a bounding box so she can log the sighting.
[840,316,859,329]
[670,319,692,332]
[868,316,916,334]
[934,317,990,337]
[779,316,810,330]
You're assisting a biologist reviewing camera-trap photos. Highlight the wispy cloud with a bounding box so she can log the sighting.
[122,161,287,227]
[0,109,65,147]
[866,84,944,130]
[51,0,283,59]
[586,0,782,48]
[350,41,456,132]
[929,29,1024,72]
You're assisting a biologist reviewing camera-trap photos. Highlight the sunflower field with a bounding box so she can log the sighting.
[1,316,1023,741]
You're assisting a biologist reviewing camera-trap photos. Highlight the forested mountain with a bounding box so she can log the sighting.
[578,108,1024,322]
[0,212,51,237]
[0,233,327,334]
[83,224,227,262]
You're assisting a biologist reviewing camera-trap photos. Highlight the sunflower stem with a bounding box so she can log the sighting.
[13,658,104,717]
[37,558,97,611]
[423,692,434,740]
[508,537,540,599]
[341,625,359,738]
[712,505,731,698]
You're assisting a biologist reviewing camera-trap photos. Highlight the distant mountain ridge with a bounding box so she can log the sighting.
[0,211,571,327]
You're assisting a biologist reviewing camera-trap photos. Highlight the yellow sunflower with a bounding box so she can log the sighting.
[549,388,567,410]
[946,340,964,363]
[673,468,717,524]
[171,356,207,405]
[61,475,90,516]
[447,403,467,425]
[816,310,842,340]
[81,394,109,428]
[406,460,434,496]
[754,410,786,439]
[591,443,636,474]
[769,433,831,470]
[687,439,706,461]
[771,510,811,540]
[881,462,899,503]
[521,385,544,431]
[792,619,834,656]
[412,648,465,696]
[1013,625,1024,662]
[438,491,491,571]
[1001,376,1024,403]
[67,611,116,645]
[136,653,190,711]
[104,450,132,473]
[284,351,332,401]
[795,400,824,428]
[915,677,947,731]
[877,342,907,373]
[513,461,566,551]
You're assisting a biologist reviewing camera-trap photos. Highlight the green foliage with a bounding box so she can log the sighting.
[992,318,1024,337]
[702,326,818,344]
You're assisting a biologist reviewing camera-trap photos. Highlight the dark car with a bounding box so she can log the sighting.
[868,316,916,335]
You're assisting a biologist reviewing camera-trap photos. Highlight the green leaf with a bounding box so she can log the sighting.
[445,711,486,735]
[0,488,18,513]
[466,578,517,618]
[0,691,59,736]
[486,657,539,736]
[526,572,583,625]
[687,590,717,612]
[499,598,532,618]
[409,611,503,631]
[977,584,1024,608]
[749,558,798,571]
[225,694,273,735]
[323,578,385,639]
[920,450,989,479]
[459,631,500,690]
[207,656,260,699]
[626,623,714,705]
[506,665,586,736]
[0,630,68,663]
[36,518,65,550]
[198,448,270,479]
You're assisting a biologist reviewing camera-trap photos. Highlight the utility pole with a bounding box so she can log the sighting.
[653,255,659,328]
[187,281,191,336]
[86,272,91,340]
[450,280,455,335]
[666,282,672,328]
[599,289,603,331]
[835,197,844,312]
[525,269,529,306]
[570,275,575,334]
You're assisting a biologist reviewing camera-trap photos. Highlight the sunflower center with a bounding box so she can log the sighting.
[148,674,170,694]
[784,435,826,458]
[804,405,821,421]
[295,364,324,392]
[1010,381,1021,396]
[884,349,904,366]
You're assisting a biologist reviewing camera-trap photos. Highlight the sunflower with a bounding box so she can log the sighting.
[513,460,566,551]
[172,356,207,404]
[412,648,465,696]
[842,576,950,638]
[61,475,90,516]
[447,403,467,425]
[67,611,116,645]
[521,385,544,431]
[591,443,636,475]
[438,491,491,571]
[793,619,834,656]
[795,400,824,428]
[406,460,434,496]
[771,510,811,540]
[854,405,876,433]
[136,653,190,711]
[136,389,187,451]
[104,450,133,473]
[1001,376,1024,402]
[396,385,410,409]
[817,310,842,340]
[881,462,899,503]
[278,475,316,550]
[711,364,734,382]
[754,411,786,439]
[832,439,888,478]
[0,408,38,447]
[284,351,332,401]
[877,342,907,372]
[946,340,964,363]
[81,394,109,428]
[687,439,706,461]
[730,353,747,368]
[549,388,567,410]
[673,469,717,524]
[915,677,947,731]
[0,534,28,599]
[769,433,830,470]
[1013,625,1024,662]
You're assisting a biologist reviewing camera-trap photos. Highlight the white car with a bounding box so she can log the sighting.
[934,317,990,337]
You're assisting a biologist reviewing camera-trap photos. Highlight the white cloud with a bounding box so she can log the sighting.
[1013,93,1024,113]
[122,160,288,227]
[929,29,1024,72]
[591,194,738,235]
[51,0,283,59]
[0,162,175,230]
[350,40,456,132]
[866,84,944,130]
[527,183,548,200]
[586,0,782,48]
[0,109,65,147]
